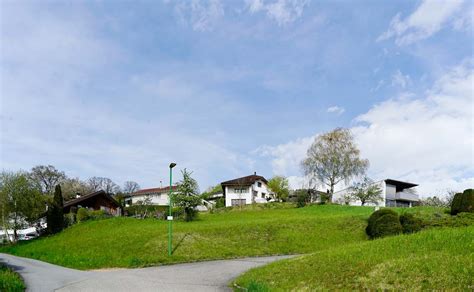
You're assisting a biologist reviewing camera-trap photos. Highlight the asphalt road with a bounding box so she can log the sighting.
[0,253,293,292]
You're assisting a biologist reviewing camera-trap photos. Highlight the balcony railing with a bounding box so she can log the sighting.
[394,191,419,201]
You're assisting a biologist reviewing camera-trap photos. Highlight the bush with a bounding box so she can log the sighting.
[399,213,423,234]
[450,192,463,215]
[76,208,89,222]
[89,210,108,220]
[372,214,403,238]
[296,192,307,208]
[215,198,225,209]
[366,208,398,238]
[64,213,76,227]
[451,189,474,215]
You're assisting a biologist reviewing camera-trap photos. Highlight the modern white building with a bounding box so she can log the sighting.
[332,179,419,207]
[221,173,274,207]
[126,186,176,206]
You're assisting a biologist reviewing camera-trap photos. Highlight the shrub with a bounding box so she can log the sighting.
[366,208,398,238]
[215,198,225,209]
[76,208,89,222]
[64,213,76,227]
[460,189,474,213]
[89,210,108,220]
[399,213,423,234]
[296,192,307,208]
[450,192,463,215]
[372,214,403,238]
[451,189,474,215]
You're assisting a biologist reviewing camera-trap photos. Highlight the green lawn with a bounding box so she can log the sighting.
[1,204,374,269]
[0,264,25,292]
[234,225,474,291]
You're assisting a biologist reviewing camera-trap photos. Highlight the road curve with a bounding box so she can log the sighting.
[0,253,293,292]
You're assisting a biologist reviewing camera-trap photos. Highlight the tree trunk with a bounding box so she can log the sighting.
[329,182,335,203]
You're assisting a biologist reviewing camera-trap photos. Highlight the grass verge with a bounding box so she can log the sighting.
[234,225,474,290]
[0,264,25,292]
[0,204,373,269]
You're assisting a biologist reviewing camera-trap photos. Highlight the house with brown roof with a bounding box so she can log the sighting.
[221,172,274,207]
[63,190,122,216]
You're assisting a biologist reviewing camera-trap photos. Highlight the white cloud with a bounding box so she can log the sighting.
[391,70,411,88]
[0,2,252,190]
[255,60,474,196]
[245,0,309,26]
[378,0,464,45]
[327,106,345,115]
[172,0,224,31]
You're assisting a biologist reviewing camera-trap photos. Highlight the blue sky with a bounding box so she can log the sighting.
[1,0,473,196]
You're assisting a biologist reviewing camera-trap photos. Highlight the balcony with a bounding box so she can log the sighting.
[394,191,419,202]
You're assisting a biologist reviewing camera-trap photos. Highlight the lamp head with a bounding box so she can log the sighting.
[169,163,177,169]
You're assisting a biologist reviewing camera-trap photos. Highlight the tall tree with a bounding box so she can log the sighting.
[87,177,120,195]
[29,165,66,195]
[123,181,140,194]
[47,185,64,234]
[173,169,201,221]
[61,177,93,201]
[0,171,44,240]
[267,176,290,202]
[302,128,369,202]
[349,177,382,206]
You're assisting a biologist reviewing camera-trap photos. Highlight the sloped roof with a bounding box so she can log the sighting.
[131,186,177,197]
[221,174,268,186]
[63,190,120,208]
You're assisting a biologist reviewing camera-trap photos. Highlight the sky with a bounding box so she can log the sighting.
[0,0,473,197]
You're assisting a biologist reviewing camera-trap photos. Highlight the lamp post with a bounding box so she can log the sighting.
[168,162,176,256]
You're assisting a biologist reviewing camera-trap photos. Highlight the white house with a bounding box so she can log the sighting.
[126,186,176,206]
[332,178,420,207]
[221,172,274,207]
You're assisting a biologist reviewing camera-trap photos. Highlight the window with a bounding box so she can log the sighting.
[257,182,262,187]
[234,188,248,193]
[231,199,246,206]
[261,192,266,198]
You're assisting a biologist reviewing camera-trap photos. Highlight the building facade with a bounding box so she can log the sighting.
[126,186,176,206]
[332,179,419,207]
[221,173,273,207]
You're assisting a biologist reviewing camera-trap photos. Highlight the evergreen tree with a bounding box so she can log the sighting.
[47,185,64,234]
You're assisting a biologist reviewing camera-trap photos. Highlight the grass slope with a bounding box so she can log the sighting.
[0,264,25,292]
[1,205,373,270]
[235,225,474,291]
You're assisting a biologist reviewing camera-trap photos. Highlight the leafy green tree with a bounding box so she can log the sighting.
[302,128,369,202]
[349,177,382,206]
[47,185,65,234]
[267,176,290,202]
[0,171,44,241]
[173,169,201,221]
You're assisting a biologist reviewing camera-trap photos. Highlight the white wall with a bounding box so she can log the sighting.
[131,192,170,206]
[224,180,273,207]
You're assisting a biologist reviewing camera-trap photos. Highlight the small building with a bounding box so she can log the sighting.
[221,172,274,207]
[332,178,420,207]
[63,190,122,216]
[126,186,177,206]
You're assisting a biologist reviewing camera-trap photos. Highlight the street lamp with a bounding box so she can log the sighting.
[168,162,176,256]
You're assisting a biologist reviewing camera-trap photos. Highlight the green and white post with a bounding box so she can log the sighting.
[168,162,176,256]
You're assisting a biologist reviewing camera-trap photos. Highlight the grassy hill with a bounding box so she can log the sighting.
[1,204,374,270]
[234,225,474,290]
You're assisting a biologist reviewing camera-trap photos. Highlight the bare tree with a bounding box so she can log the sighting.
[301,128,369,202]
[87,177,120,195]
[123,181,140,195]
[29,165,66,195]
[349,177,382,206]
